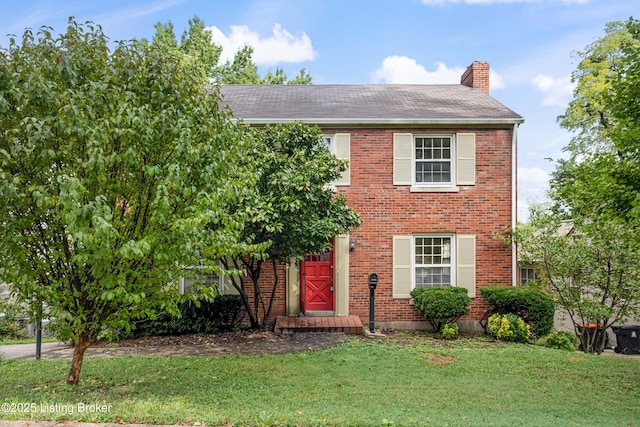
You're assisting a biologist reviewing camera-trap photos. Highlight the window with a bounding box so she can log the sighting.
[520,267,538,285]
[414,235,454,287]
[323,135,334,153]
[393,133,475,189]
[179,263,237,295]
[324,133,350,186]
[415,136,453,184]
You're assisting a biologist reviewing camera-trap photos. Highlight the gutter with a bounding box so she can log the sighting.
[230,117,525,126]
[512,123,519,287]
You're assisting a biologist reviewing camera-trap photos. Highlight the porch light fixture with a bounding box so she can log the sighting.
[350,239,356,252]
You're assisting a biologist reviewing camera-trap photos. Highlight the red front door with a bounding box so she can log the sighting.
[300,251,334,313]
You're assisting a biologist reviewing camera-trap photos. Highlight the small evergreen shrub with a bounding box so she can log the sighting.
[440,323,459,340]
[136,295,245,336]
[537,330,578,351]
[481,285,555,338]
[410,286,471,332]
[488,313,531,343]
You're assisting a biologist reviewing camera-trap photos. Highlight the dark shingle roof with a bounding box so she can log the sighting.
[219,84,523,126]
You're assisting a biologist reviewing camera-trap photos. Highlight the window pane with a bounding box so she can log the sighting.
[415,267,452,287]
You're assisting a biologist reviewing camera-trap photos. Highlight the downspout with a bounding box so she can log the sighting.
[511,123,519,287]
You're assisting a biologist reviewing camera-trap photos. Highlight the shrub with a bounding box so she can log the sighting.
[136,295,245,337]
[0,300,27,340]
[410,286,471,332]
[537,330,578,351]
[440,323,459,340]
[481,285,555,338]
[488,313,531,343]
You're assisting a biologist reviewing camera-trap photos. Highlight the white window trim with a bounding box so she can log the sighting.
[413,234,456,289]
[412,134,456,190]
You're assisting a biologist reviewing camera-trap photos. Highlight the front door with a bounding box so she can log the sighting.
[300,251,334,313]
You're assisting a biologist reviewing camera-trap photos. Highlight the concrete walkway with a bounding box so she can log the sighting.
[0,342,69,360]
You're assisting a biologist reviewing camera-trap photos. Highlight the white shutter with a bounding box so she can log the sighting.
[393,235,413,298]
[334,133,351,186]
[456,235,476,298]
[393,133,413,185]
[456,133,476,185]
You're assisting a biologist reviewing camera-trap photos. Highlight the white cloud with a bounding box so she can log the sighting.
[531,74,575,107]
[370,57,505,90]
[421,0,588,5]
[207,23,316,66]
[518,166,551,222]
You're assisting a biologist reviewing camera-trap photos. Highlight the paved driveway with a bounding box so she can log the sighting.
[0,342,69,360]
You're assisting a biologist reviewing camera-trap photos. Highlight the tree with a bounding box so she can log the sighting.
[515,18,640,353]
[0,19,256,384]
[552,18,640,222]
[515,206,640,353]
[215,123,361,328]
[151,17,312,84]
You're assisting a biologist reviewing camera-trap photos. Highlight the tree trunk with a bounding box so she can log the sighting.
[67,336,93,385]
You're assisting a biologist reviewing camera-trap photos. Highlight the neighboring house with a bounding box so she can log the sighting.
[219,61,524,331]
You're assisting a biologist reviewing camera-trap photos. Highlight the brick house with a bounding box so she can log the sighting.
[219,61,524,331]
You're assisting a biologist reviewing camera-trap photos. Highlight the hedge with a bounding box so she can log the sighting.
[480,285,555,338]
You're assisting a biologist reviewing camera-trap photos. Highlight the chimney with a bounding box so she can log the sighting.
[460,61,490,94]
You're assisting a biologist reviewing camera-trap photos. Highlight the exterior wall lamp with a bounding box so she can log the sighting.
[349,239,356,252]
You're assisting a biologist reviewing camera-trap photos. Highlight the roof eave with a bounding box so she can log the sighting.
[231,117,525,126]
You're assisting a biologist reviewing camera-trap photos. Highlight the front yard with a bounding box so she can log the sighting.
[1,333,638,426]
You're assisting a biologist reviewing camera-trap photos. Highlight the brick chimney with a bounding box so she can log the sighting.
[460,61,490,94]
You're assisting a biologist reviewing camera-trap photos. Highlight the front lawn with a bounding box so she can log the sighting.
[0,334,638,426]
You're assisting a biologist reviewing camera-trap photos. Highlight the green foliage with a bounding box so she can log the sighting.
[0,19,259,383]
[135,295,245,336]
[481,285,555,338]
[149,17,312,84]
[218,122,361,328]
[440,322,459,340]
[488,313,531,343]
[537,330,578,351]
[514,207,640,354]
[0,300,27,340]
[410,286,471,332]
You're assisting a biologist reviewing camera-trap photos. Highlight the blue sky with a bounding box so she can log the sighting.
[1,0,637,221]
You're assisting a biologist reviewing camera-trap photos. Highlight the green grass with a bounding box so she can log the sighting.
[0,334,639,426]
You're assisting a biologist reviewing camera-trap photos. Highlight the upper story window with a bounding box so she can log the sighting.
[415,136,454,185]
[323,135,334,153]
[393,132,476,191]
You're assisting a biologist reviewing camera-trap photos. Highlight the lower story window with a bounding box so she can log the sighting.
[519,267,538,284]
[414,235,454,287]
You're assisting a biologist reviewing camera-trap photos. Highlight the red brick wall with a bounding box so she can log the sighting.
[328,127,514,323]
[235,260,287,325]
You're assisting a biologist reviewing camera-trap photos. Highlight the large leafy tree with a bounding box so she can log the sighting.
[215,123,361,328]
[0,20,255,384]
[516,18,640,353]
[151,17,312,84]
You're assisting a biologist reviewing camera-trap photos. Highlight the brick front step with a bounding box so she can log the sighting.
[274,315,363,335]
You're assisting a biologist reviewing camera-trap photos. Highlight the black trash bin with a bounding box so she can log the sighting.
[612,325,640,355]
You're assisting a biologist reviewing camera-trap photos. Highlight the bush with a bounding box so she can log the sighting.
[0,300,27,340]
[488,313,531,343]
[440,323,459,340]
[410,286,471,332]
[481,285,555,338]
[136,295,245,337]
[537,330,578,351]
